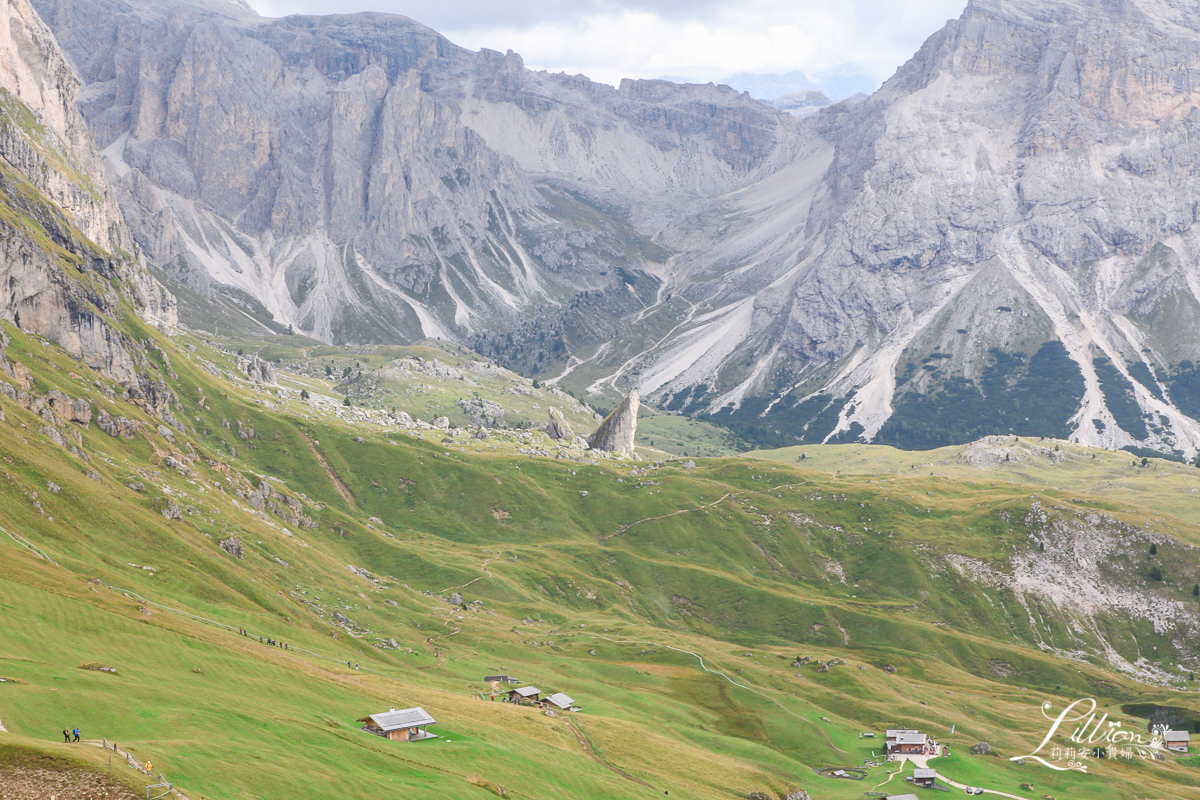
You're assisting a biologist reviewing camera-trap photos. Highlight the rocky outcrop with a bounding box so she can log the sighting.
[0,0,175,390]
[237,354,277,386]
[545,407,572,440]
[456,397,504,427]
[97,409,140,438]
[586,391,638,457]
[219,536,244,559]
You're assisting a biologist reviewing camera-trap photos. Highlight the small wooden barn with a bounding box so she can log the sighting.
[1164,730,1190,752]
[912,768,937,788]
[543,692,577,711]
[484,674,520,684]
[358,707,438,742]
[508,685,541,703]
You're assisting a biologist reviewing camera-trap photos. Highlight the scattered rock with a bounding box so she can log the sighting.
[432,416,450,429]
[79,663,118,674]
[153,498,182,520]
[457,397,504,427]
[447,592,464,606]
[219,536,244,558]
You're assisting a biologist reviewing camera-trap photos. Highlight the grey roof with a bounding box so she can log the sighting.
[887,795,921,800]
[1164,730,1190,741]
[512,685,541,697]
[913,768,937,778]
[886,728,919,737]
[544,692,576,708]
[893,733,928,745]
[361,707,436,730]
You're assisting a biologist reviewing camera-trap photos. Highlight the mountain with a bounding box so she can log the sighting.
[628,0,1200,461]
[764,89,833,118]
[3,1,1200,797]
[714,67,877,102]
[30,0,791,365]
[29,0,1200,461]
[0,0,173,387]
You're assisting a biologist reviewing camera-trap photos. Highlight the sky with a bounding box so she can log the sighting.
[245,0,969,94]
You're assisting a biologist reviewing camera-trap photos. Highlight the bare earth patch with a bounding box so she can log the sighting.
[0,766,140,799]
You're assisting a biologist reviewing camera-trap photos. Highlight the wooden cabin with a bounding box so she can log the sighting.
[484,674,519,684]
[543,692,577,711]
[912,768,937,788]
[1164,730,1190,752]
[357,707,438,742]
[508,685,541,703]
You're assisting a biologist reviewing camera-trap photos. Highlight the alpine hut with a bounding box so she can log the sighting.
[1164,730,1190,752]
[912,768,937,788]
[886,730,928,756]
[508,685,541,703]
[544,692,577,711]
[358,707,438,742]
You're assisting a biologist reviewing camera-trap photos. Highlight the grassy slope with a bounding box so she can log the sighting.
[750,438,1200,530]
[0,323,1198,799]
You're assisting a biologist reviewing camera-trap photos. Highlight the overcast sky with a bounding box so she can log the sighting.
[246,0,969,91]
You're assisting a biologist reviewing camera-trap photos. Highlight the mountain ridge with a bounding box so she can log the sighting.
[30,0,1200,460]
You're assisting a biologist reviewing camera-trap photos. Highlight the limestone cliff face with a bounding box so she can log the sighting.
[0,0,174,386]
[33,0,790,350]
[34,0,1200,455]
[623,0,1200,457]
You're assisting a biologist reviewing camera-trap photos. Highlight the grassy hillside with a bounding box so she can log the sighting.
[1,320,1199,799]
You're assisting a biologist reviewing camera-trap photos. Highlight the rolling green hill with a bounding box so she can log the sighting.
[2,314,1200,800]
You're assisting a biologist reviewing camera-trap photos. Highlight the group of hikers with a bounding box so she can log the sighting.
[60,726,80,743]
[239,628,288,649]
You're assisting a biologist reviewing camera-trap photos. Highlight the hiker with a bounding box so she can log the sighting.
[62,729,70,743]
[72,727,80,742]
[145,760,152,774]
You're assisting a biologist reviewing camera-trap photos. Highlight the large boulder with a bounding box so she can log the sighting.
[237,354,277,386]
[586,391,639,457]
[546,407,573,440]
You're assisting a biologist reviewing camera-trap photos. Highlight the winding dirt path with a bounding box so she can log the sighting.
[562,717,654,790]
[601,493,732,540]
[437,559,493,593]
[305,438,356,508]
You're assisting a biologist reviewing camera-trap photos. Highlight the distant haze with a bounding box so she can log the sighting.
[247,0,968,93]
